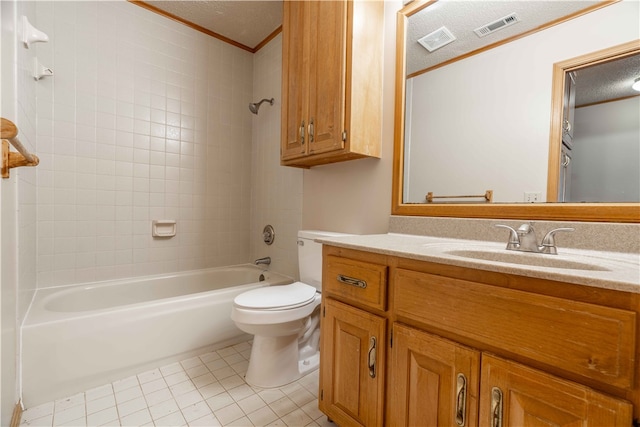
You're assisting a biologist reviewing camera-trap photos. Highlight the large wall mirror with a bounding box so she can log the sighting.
[392,0,640,222]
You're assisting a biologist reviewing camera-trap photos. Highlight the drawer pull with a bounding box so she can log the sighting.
[367,336,377,378]
[491,387,503,427]
[455,373,467,426]
[337,274,367,289]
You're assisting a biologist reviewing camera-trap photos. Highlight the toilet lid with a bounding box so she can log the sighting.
[234,282,317,310]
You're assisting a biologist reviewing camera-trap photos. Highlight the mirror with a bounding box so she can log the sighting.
[392,0,640,222]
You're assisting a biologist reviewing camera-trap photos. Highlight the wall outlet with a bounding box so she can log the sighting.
[524,192,542,203]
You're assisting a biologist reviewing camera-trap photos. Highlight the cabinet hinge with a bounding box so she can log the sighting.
[320,389,324,400]
[322,306,325,317]
[341,131,347,142]
[390,330,393,348]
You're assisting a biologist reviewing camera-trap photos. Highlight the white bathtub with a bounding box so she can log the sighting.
[22,265,292,407]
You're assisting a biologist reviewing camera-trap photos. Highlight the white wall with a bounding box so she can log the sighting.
[404,0,640,203]
[250,35,303,280]
[302,0,401,234]
[33,1,254,287]
[571,97,640,202]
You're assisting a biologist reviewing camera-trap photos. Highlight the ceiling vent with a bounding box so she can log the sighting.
[474,13,521,38]
[418,26,457,52]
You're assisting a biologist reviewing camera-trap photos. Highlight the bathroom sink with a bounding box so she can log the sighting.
[444,249,611,271]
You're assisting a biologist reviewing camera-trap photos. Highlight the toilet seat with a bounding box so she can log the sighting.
[234,282,317,311]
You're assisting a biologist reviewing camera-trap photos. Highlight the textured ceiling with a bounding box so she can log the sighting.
[406,1,639,105]
[145,0,283,50]
[141,1,639,106]
[406,1,603,76]
[575,53,640,107]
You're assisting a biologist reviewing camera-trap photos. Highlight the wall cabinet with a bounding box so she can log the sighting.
[320,245,638,426]
[281,0,383,168]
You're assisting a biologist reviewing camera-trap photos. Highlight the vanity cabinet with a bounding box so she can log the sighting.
[280,0,383,168]
[319,254,388,426]
[319,245,638,426]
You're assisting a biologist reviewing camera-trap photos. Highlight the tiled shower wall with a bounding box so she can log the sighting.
[250,34,303,279]
[34,1,255,287]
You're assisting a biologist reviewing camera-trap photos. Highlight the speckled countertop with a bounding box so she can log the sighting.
[317,233,640,294]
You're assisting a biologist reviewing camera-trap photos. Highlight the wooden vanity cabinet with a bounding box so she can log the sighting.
[319,245,638,426]
[281,0,383,168]
[320,252,389,426]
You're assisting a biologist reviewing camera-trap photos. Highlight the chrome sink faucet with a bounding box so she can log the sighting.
[494,223,574,255]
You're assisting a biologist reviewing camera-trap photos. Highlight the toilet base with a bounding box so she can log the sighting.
[245,334,319,388]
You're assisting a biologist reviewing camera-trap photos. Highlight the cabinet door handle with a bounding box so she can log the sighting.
[455,373,467,426]
[367,337,377,378]
[299,120,305,145]
[308,118,314,143]
[337,274,367,289]
[491,387,503,427]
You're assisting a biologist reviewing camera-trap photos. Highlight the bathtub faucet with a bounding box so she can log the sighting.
[254,257,271,266]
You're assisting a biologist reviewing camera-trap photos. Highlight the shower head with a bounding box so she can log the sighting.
[249,98,274,115]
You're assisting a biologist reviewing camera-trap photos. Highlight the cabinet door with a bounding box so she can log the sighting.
[479,354,632,427]
[320,298,386,427]
[307,0,346,155]
[281,1,308,160]
[390,324,480,427]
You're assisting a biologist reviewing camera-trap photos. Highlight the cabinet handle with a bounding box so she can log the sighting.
[367,337,377,378]
[562,119,571,134]
[491,387,503,427]
[308,118,314,143]
[336,274,367,289]
[455,373,467,426]
[299,120,305,145]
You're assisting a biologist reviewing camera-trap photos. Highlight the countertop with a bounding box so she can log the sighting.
[317,233,640,294]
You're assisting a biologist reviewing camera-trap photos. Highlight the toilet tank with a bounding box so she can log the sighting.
[297,230,351,291]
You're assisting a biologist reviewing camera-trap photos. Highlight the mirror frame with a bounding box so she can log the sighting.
[391,0,640,223]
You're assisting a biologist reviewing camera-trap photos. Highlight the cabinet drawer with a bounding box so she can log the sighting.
[323,255,387,311]
[393,268,637,389]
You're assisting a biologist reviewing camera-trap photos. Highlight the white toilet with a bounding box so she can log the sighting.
[231,230,348,388]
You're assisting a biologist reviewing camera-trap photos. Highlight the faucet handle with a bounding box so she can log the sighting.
[540,228,575,254]
[494,224,520,250]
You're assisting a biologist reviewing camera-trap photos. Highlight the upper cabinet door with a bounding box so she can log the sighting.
[281,1,308,160]
[479,355,632,427]
[307,0,346,155]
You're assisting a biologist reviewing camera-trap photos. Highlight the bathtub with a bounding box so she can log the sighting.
[22,265,293,407]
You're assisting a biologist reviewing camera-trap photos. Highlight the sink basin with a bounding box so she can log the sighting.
[444,249,611,271]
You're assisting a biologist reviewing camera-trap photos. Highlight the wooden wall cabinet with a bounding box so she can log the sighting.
[281,0,383,168]
[320,245,638,426]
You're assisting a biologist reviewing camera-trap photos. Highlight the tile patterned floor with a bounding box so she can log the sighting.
[20,341,333,427]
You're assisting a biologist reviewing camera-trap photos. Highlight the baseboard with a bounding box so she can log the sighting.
[10,401,22,427]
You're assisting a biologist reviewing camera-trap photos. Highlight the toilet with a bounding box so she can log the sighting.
[231,230,348,388]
